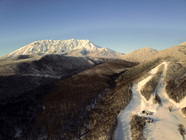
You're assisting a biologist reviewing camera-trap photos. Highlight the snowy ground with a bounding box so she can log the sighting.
[114,62,186,140]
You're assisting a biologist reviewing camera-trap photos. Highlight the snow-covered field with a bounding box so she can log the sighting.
[114,62,186,140]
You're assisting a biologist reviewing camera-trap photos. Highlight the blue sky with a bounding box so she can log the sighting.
[0,0,186,57]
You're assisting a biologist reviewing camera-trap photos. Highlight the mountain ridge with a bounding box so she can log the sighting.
[4,40,186,63]
[122,42,186,62]
[6,39,124,59]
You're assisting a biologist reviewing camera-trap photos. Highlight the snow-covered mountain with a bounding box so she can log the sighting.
[7,39,124,59]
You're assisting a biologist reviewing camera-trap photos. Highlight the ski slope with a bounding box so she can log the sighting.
[114,62,186,140]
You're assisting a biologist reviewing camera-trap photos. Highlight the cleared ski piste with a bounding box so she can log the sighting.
[114,62,186,140]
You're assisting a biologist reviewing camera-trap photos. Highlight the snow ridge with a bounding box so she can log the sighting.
[7,39,124,59]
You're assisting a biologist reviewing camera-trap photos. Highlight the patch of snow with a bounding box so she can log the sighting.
[21,73,61,79]
[14,128,22,138]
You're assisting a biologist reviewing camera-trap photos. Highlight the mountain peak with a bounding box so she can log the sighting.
[122,47,159,62]
[6,39,124,59]
[142,47,151,49]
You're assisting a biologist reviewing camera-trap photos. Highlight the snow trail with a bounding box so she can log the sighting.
[143,62,186,140]
[114,63,164,140]
[114,62,186,140]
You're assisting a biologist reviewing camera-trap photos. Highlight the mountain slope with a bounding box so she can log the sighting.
[122,42,186,63]
[6,39,124,59]
[0,55,96,77]
[122,47,159,62]
[152,42,186,62]
[122,42,186,62]
[0,41,186,140]
[0,58,137,139]
[0,55,101,105]
[115,62,186,140]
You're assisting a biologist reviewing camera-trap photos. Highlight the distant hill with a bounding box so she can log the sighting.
[122,47,159,62]
[151,41,186,62]
[122,42,186,62]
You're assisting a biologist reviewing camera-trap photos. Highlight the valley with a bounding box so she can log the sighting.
[0,40,185,140]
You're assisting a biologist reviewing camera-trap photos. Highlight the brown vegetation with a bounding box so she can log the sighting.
[164,62,185,82]
[165,62,186,103]
[130,115,146,140]
[31,60,136,139]
[168,106,173,112]
[83,83,132,140]
[153,94,162,104]
[117,58,162,83]
[140,64,163,100]
[178,124,186,136]
[0,58,136,140]
[165,77,186,103]
[181,107,186,117]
